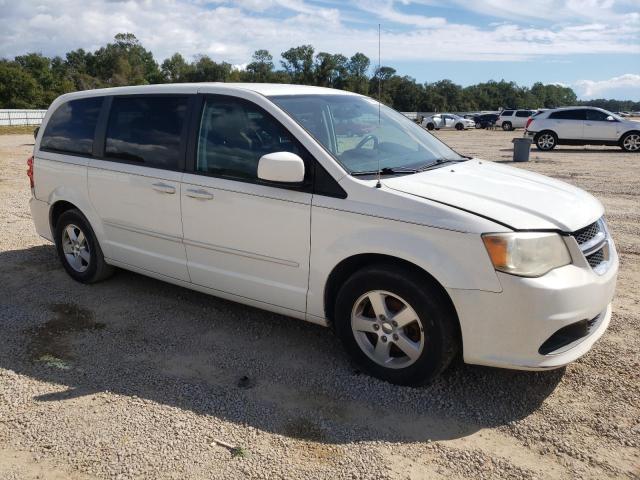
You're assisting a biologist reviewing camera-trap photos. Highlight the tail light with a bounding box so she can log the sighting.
[27,155,34,189]
[525,118,533,130]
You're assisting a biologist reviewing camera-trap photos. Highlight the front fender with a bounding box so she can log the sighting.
[306,204,502,320]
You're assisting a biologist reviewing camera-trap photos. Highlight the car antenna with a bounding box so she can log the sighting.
[376,23,382,189]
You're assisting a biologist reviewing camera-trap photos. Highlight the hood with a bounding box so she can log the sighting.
[384,159,603,231]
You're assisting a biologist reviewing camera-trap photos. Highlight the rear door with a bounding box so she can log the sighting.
[548,109,585,139]
[180,94,312,313]
[514,110,532,128]
[88,95,191,280]
[583,109,621,141]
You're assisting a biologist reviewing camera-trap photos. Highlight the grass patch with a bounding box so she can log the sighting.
[0,125,38,135]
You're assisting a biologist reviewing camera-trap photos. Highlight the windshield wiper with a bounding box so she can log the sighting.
[351,166,419,176]
[416,158,465,171]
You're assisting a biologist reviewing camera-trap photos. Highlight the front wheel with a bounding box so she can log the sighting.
[535,131,557,151]
[426,123,434,131]
[620,132,640,152]
[455,123,464,131]
[502,122,512,131]
[334,264,459,386]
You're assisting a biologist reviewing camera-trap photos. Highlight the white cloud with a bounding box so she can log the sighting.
[0,0,637,67]
[574,74,640,98]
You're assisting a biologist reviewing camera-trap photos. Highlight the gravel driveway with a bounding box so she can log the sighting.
[0,130,638,479]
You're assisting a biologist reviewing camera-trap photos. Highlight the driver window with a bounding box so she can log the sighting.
[585,109,609,121]
[197,96,303,182]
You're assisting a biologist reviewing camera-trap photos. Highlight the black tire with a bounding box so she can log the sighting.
[426,123,434,131]
[334,263,459,386]
[54,209,114,283]
[534,131,558,151]
[455,123,464,131]
[502,121,512,131]
[620,131,640,152]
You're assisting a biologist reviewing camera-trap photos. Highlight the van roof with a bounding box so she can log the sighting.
[56,83,359,102]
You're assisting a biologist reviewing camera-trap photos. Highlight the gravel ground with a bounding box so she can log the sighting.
[0,130,638,479]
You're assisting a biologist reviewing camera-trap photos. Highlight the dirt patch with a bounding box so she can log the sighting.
[26,303,104,362]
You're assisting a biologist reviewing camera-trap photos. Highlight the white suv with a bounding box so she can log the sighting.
[496,109,535,131]
[28,84,618,385]
[525,107,640,152]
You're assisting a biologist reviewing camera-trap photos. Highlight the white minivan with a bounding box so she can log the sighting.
[28,84,618,385]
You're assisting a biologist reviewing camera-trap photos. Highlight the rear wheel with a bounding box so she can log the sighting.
[426,123,434,131]
[502,121,512,131]
[620,132,640,152]
[455,123,464,131]
[535,131,557,151]
[334,264,458,385]
[55,209,114,283]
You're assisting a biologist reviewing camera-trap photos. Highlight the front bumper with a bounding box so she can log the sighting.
[448,239,618,370]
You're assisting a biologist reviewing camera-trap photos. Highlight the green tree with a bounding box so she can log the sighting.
[0,60,43,108]
[246,49,274,82]
[281,45,315,84]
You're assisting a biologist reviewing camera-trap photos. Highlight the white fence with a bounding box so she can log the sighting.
[0,109,47,126]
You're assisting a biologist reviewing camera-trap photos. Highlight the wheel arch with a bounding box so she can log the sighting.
[49,200,80,233]
[323,253,462,344]
[619,129,640,143]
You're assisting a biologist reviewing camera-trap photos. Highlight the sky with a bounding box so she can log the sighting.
[1,0,639,100]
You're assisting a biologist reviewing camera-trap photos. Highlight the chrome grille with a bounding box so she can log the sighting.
[570,217,609,273]
[586,249,604,268]
[573,221,602,246]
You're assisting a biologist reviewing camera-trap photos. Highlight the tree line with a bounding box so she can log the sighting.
[1,33,638,113]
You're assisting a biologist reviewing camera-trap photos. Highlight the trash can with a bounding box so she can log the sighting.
[512,137,532,162]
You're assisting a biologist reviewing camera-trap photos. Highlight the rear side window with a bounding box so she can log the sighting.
[196,96,303,182]
[105,96,188,170]
[549,110,586,120]
[40,97,103,155]
[501,110,514,116]
[515,110,531,117]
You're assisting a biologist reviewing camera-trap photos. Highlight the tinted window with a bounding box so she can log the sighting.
[501,110,514,116]
[105,96,188,169]
[197,96,303,181]
[41,97,103,155]
[549,109,586,120]
[515,110,532,117]
[585,109,610,121]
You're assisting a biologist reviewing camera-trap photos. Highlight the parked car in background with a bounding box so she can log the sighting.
[28,84,618,385]
[421,113,476,131]
[496,109,535,131]
[468,113,499,129]
[525,106,640,152]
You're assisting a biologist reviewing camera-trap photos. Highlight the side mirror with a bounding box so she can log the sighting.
[606,115,615,121]
[257,152,305,183]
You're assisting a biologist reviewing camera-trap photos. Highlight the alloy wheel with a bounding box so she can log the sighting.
[351,290,425,369]
[538,133,555,150]
[623,134,640,151]
[61,224,91,272]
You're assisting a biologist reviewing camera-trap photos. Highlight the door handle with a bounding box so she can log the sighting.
[152,182,176,194]
[185,188,214,200]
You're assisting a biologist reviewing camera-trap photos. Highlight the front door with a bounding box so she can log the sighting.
[181,95,312,313]
[583,109,621,141]
[88,95,190,280]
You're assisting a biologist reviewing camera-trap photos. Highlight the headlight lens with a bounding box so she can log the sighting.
[482,232,571,277]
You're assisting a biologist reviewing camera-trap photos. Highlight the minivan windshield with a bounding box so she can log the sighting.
[269,94,464,175]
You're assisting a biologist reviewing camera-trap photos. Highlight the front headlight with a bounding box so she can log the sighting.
[482,232,571,277]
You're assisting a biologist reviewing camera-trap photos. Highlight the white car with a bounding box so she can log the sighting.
[28,84,618,385]
[421,113,475,131]
[496,109,535,131]
[526,107,640,152]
